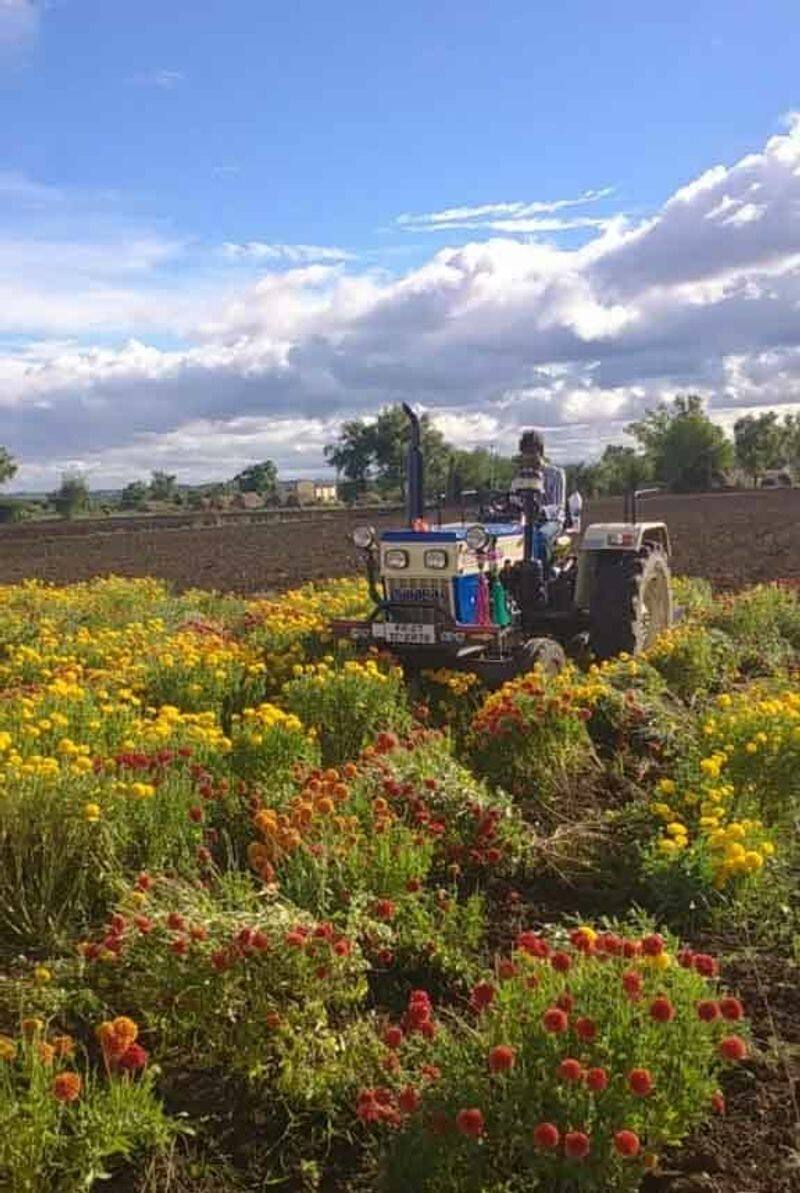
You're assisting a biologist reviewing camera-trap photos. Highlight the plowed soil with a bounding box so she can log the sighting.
[1,488,798,593]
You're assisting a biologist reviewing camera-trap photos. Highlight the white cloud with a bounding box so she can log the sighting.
[221,242,356,264]
[4,119,800,488]
[396,188,615,230]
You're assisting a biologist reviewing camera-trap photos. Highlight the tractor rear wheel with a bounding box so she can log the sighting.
[588,546,672,660]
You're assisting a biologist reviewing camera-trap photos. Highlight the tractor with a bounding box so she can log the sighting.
[332,406,673,685]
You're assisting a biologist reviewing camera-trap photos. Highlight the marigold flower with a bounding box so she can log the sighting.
[470,981,496,1013]
[488,1044,516,1074]
[586,1066,608,1091]
[697,999,720,1022]
[564,1130,591,1159]
[398,1085,421,1114]
[51,1035,74,1058]
[111,1017,138,1046]
[719,996,744,1022]
[543,1007,569,1034]
[533,1121,560,1150]
[551,950,572,973]
[21,1017,44,1039]
[719,1035,747,1062]
[641,933,665,956]
[558,1058,583,1083]
[649,996,675,1023]
[628,1067,654,1096]
[38,1042,55,1065]
[117,1042,148,1072]
[614,1129,640,1158]
[53,1071,82,1103]
[556,992,575,1013]
[455,1107,484,1138]
[0,1035,16,1061]
[575,1016,597,1041]
[383,1026,404,1050]
[693,953,718,978]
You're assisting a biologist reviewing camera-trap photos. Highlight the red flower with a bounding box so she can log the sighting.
[693,953,718,978]
[53,1071,82,1102]
[470,981,496,1013]
[564,1130,591,1160]
[543,1007,569,1034]
[333,938,351,957]
[211,948,232,972]
[551,951,572,973]
[711,1089,726,1115]
[575,1016,597,1041]
[532,1121,560,1150]
[406,878,422,893]
[586,1066,608,1092]
[628,1068,653,1096]
[455,1108,485,1138]
[166,912,186,932]
[374,898,396,922]
[641,933,664,957]
[556,992,575,1013]
[419,1019,437,1040]
[133,915,152,935]
[622,970,643,1000]
[570,928,595,953]
[188,805,203,822]
[398,1085,421,1114]
[614,1130,640,1158]
[170,935,188,956]
[697,999,720,1022]
[719,1035,747,1062]
[649,996,675,1023]
[251,930,270,952]
[383,1026,404,1050]
[516,931,550,959]
[488,1045,516,1074]
[421,1062,441,1083]
[117,1042,148,1072]
[497,958,518,980]
[135,872,152,892]
[285,930,306,949]
[719,997,744,1022]
[622,939,641,959]
[558,1058,583,1084]
[677,947,695,968]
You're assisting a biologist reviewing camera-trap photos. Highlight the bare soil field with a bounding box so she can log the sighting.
[0,488,798,592]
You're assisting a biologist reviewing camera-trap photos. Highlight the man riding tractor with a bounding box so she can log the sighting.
[333,406,672,685]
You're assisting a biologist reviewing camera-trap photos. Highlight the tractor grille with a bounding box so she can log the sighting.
[385,577,452,623]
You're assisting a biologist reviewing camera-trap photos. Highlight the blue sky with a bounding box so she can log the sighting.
[2,1,800,487]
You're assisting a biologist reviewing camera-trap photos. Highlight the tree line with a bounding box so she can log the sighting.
[1,397,799,521]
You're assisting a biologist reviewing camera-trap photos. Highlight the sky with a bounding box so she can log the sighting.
[2,2,800,490]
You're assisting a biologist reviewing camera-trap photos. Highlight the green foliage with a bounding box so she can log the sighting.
[0,1032,174,1191]
[119,480,149,510]
[627,394,733,491]
[733,411,787,484]
[148,471,178,503]
[644,625,738,701]
[231,459,278,497]
[0,446,18,488]
[50,473,89,519]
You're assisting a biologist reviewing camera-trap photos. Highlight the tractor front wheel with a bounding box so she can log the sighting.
[588,546,672,660]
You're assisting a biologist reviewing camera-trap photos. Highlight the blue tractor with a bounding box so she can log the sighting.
[333,406,673,684]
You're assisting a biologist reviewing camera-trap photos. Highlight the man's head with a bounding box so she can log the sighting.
[518,429,545,465]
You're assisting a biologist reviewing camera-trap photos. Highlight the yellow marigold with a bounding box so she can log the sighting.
[21,1017,44,1039]
[83,802,101,822]
[0,1035,16,1061]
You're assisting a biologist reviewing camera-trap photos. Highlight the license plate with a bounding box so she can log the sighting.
[372,622,436,645]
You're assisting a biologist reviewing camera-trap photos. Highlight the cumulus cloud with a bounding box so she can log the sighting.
[4,118,800,488]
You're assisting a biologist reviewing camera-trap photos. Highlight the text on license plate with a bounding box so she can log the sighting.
[372,623,436,645]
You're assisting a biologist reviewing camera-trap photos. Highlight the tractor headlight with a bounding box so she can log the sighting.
[424,549,448,570]
[384,548,409,569]
[352,525,375,549]
[465,523,490,552]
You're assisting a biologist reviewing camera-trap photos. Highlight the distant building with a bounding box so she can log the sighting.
[276,479,338,505]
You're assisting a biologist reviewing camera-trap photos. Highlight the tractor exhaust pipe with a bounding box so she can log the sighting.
[402,403,424,526]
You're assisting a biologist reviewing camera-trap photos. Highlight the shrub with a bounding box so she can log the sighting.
[467,668,598,813]
[281,658,411,765]
[644,625,738,701]
[357,926,749,1192]
[0,1018,173,1190]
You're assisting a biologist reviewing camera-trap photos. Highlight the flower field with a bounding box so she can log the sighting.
[0,575,798,1191]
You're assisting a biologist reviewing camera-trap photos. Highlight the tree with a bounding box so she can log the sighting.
[0,447,17,488]
[447,447,516,500]
[148,470,178,503]
[594,445,654,495]
[232,460,277,498]
[779,413,800,477]
[119,480,149,510]
[324,419,374,501]
[627,395,733,492]
[51,473,89,520]
[733,412,784,484]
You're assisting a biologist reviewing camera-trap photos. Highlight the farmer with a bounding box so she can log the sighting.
[509,429,569,560]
